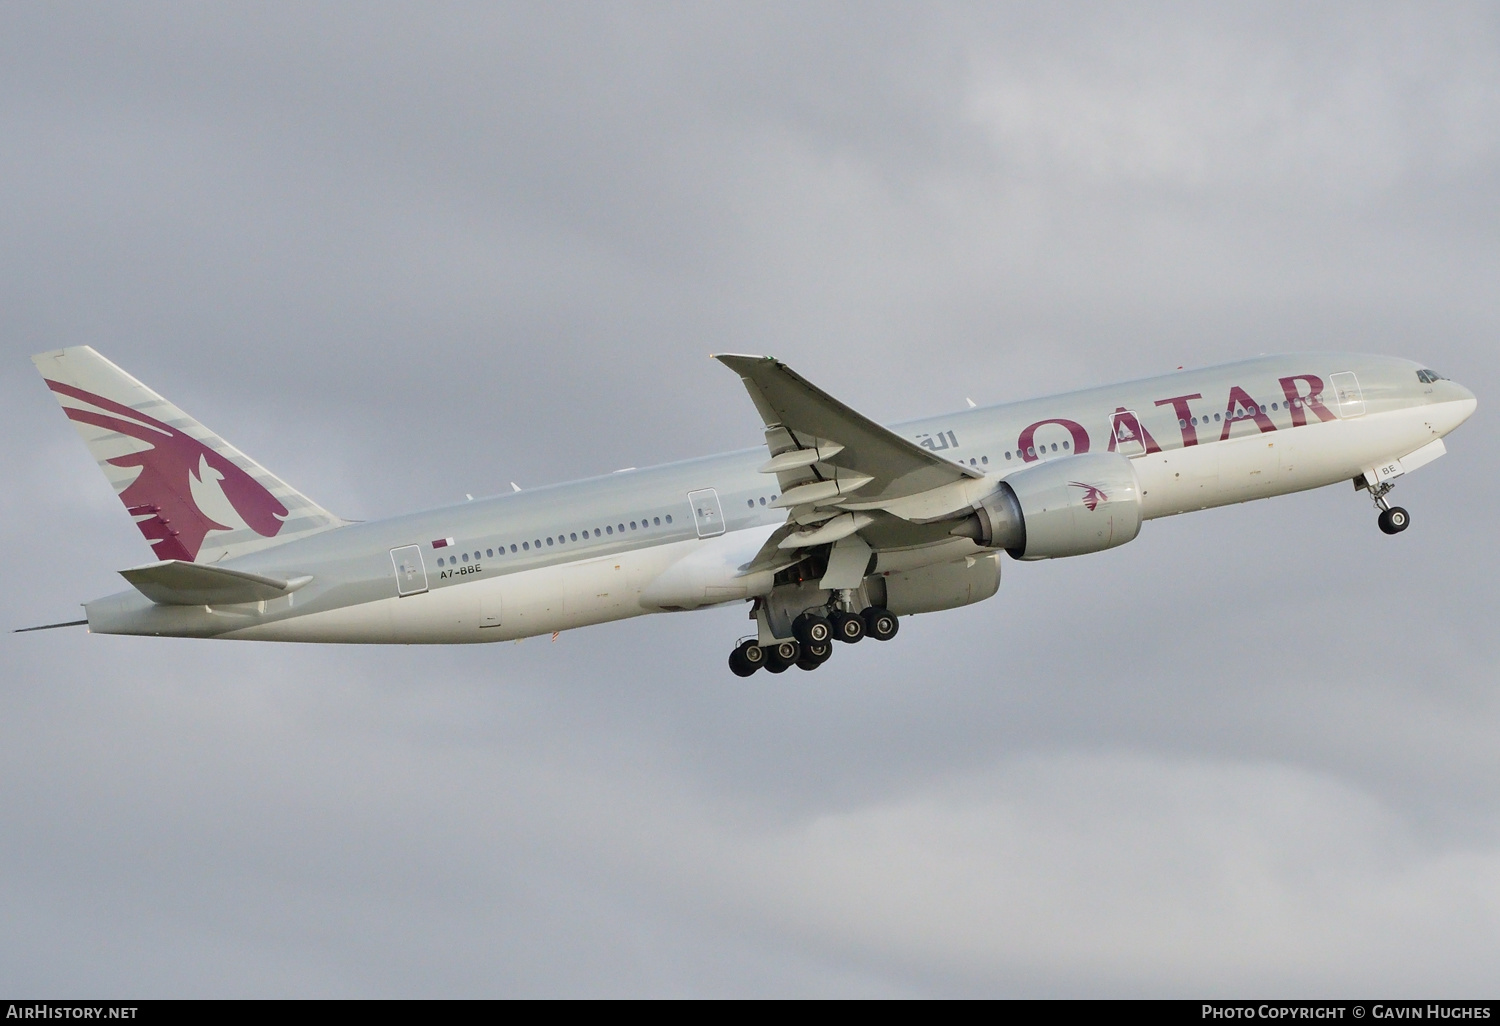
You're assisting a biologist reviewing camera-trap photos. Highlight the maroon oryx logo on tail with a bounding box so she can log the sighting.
[46,380,288,562]
[1068,481,1108,511]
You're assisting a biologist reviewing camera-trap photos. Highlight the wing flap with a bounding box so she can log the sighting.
[119,560,312,606]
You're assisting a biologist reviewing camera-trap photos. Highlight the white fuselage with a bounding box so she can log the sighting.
[81,353,1475,644]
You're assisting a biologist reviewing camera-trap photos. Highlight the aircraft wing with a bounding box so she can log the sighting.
[715,355,991,572]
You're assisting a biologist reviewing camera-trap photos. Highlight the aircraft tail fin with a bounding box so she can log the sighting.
[33,346,346,563]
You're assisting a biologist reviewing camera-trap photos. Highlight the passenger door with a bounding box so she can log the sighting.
[390,545,428,596]
[687,488,725,538]
[1330,372,1365,418]
[1110,410,1147,457]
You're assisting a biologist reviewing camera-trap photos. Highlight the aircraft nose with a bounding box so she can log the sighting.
[1445,379,1477,427]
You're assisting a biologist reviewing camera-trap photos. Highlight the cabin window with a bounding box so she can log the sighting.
[981,456,989,464]
[546,537,553,546]
[1214,413,1221,421]
[1027,446,1035,457]
[522,542,529,550]
[618,524,625,533]
[606,525,613,535]
[1062,440,1070,450]
[653,517,661,526]
[437,557,445,567]
[570,533,577,541]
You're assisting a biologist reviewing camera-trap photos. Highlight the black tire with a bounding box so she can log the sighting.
[863,607,899,642]
[804,639,833,665]
[764,639,799,673]
[792,613,832,646]
[831,610,865,643]
[729,640,764,677]
[1379,506,1411,535]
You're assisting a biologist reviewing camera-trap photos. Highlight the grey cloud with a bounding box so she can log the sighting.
[2,0,1498,996]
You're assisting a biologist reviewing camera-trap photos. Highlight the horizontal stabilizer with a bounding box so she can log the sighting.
[119,560,312,606]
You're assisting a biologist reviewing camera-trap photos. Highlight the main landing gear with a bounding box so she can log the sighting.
[1367,479,1410,536]
[726,606,901,677]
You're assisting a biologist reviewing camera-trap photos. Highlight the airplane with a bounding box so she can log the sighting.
[20,346,1476,676]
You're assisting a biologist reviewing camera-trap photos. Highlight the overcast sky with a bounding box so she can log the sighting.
[3,1,1499,997]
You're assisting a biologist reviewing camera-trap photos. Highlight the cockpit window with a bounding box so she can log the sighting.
[1417,369,1447,384]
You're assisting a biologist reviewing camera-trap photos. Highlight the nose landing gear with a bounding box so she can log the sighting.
[1368,479,1410,535]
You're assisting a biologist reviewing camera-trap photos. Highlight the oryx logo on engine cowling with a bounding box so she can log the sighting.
[46,379,288,562]
[1069,482,1108,511]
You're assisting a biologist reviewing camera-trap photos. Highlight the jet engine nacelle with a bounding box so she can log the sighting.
[872,552,1002,616]
[952,452,1142,560]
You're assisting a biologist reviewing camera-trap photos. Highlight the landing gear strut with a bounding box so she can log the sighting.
[1368,479,1410,536]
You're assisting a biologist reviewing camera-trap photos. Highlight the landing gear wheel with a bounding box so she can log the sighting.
[1378,506,1410,535]
[728,640,764,677]
[792,613,832,646]
[863,607,899,641]
[831,610,865,644]
[764,639,800,673]
[795,639,833,670]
